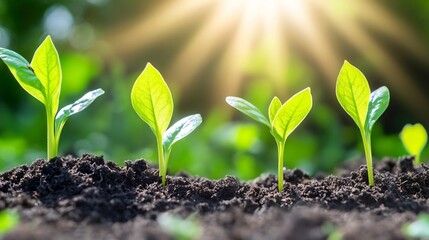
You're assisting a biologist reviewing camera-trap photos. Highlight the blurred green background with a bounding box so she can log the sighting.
[1,0,429,179]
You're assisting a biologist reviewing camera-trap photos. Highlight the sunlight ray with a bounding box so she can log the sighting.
[107,0,214,58]
[356,1,429,62]
[212,1,261,103]
[166,1,244,91]
[259,1,288,92]
[283,0,340,84]
[314,0,429,118]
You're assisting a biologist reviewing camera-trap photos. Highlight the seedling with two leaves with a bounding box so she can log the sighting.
[336,60,390,186]
[131,63,202,186]
[226,88,312,192]
[400,123,427,164]
[0,36,104,160]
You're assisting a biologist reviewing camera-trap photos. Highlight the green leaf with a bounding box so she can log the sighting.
[55,88,105,135]
[162,114,202,153]
[226,96,270,127]
[400,123,427,157]
[403,214,429,239]
[272,87,312,142]
[336,60,370,129]
[268,96,282,123]
[0,210,19,235]
[131,63,173,135]
[365,86,390,133]
[0,48,46,104]
[31,35,62,114]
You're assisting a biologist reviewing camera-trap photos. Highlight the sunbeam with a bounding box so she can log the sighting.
[106,0,429,119]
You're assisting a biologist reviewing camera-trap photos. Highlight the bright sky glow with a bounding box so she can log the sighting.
[107,0,429,113]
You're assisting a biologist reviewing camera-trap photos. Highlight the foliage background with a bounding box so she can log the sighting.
[1,0,429,179]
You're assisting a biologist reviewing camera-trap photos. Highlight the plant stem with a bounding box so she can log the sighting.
[46,106,57,161]
[156,132,166,186]
[276,140,285,192]
[415,154,421,165]
[360,129,374,186]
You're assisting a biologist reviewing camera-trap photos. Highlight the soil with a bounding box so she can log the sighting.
[0,154,427,240]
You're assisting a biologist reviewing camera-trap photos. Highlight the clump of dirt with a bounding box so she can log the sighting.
[0,154,426,239]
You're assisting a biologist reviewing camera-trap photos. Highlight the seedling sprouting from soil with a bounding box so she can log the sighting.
[0,36,104,160]
[336,60,390,186]
[400,123,427,164]
[226,88,312,192]
[131,63,202,186]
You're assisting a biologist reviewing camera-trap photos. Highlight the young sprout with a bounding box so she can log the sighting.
[226,88,312,192]
[336,60,390,186]
[131,63,202,186]
[0,36,104,160]
[400,123,427,164]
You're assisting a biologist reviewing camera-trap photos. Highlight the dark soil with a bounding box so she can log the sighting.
[0,154,427,239]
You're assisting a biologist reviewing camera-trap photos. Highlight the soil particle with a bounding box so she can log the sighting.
[0,154,427,239]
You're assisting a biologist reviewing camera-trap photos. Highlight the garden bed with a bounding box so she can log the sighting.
[0,154,427,239]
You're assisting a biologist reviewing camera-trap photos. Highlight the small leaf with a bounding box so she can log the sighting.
[400,123,427,157]
[0,48,46,104]
[226,96,270,127]
[31,36,62,114]
[131,63,173,135]
[268,96,282,123]
[365,86,390,133]
[402,214,429,239]
[0,210,19,235]
[272,88,312,142]
[55,88,105,133]
[162,114,202,152]
[336,60,370,129]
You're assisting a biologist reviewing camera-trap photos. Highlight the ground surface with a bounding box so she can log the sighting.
[0,154,427,239]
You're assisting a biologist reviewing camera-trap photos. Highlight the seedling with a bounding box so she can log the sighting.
[336,60,390,186]
[131,63,202,186]
[226,88,312,192]
[0,36,104,160]
[400,123,427,164]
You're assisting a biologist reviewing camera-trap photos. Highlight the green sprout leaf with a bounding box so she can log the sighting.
[55,88,105,143]
[131,63,202,186]
[336,60,390,186]
[272,88,312,143]
[0,48,45,104]
[365,86,390,133]
[402,214,429,239]
[336,60,370,129]
[226,88,312,192]
[400,123,427,164]
[268,96,282,123]
[31,35,62,116]
[131,63,173,135]
[0,210,19,236]
[226,96,270,127]
[163,114,202,155]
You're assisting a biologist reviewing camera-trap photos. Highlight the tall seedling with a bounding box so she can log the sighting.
[131,63,202,186]
[336,60,390,186]
[0,36,104,160]
[226,88,312,192]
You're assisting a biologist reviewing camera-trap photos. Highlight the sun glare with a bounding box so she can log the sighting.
[107,0,429,115]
